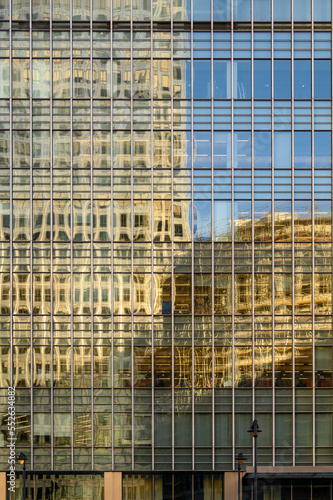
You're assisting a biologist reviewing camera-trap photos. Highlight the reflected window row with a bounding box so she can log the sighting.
[1,0,332,22]
[3,344,333,389]
[1,201,332,244]
[0,57,332,100]
[1,271,332,315]
[1,30,331,57]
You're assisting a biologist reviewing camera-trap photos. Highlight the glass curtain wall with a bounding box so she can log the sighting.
[0,0,332,483]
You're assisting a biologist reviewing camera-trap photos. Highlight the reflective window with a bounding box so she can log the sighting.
[314,0,331,21]
[274,0,291,21]
[274,60,291,99]
[193,0,210,20]
[254,60,271,99]
[314,60,332,99]
[234,60,251,99]
[253,0,271,21]
[294,60,311,99]
[193,60,211,99]
[213,60,231,99]
[294,0,311,21]
[234,0,251,21]
[213,0,230,21]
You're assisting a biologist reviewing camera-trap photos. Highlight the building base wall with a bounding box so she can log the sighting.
[224,471,245,500]
[0,472,6,500]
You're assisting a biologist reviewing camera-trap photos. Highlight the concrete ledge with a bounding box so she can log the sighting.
[246,466,333,474]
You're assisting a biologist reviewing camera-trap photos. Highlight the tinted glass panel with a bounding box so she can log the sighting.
[274,60,291,99]
[254,60,271,99]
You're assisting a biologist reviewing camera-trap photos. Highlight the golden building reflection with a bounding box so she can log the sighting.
[2,209,332,393]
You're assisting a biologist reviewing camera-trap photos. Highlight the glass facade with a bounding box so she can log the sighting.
[1,0,333,498]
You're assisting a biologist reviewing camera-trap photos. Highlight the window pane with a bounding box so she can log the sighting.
[213,0,230,20]
[254,132,271,168]
[53,0,70,19]
[274,0,291,20]
[316,414,333,446]
[193,60,211,99]
[193,201,211,241]
[295,414,312,446]
[0,0,9,19]
[276,413,292,446]
[294,60,311,99]
[214,201,232,241]
[174,0,191,20]
[294,0,311,21]
[295,132,311,169]
[195,414,212,446]
[253,0,271,21]
[314,132,331,168]
[13,59,30,98]
[93,0,110,20]
[154,415,172,446]
[315,347,333,386]
[174,414,192,445]
[193,0,210,20]
[234,0,251,21]
[314,60,331,99]
[314,0,331,21]
[0,60,9,97]
[274,60,291,99]
[233,60,251,99]
[254,60,271,99]
[213,60,231,98]
[275,132,291,169]
[32,59,50,98]
[12,0,29,19]
[32,0,50,19]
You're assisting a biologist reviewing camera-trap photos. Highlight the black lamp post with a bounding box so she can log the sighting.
[18,452,26,500]
[236,452,247,500]
[248,419,261,500]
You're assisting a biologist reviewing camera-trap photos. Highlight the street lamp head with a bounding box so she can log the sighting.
[248,419,262,438]
[18,452,26,466]
[236,452,247,466]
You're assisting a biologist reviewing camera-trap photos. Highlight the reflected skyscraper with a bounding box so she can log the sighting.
[0,0,333,499]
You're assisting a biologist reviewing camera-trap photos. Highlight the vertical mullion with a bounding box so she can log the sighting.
[331,14,333,484]
[231,0,235,472]
[70,0,74,470]
[130,4,134,471]
[110,0,114,471]
[330,9,333,480]
[210,1,214,472]
[171,2,175,472]
[311,0,315,467]
[150,4,154,471]
[271,18,275,467]
[190,0,194,470]
[50,2,54,470]
[291,0,296,467]
[251,0,255,434]
[90,6,94,471]
[9,0,13,394]
[29,0,33,470]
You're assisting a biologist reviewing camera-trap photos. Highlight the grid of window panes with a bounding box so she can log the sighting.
[0,0,332,477]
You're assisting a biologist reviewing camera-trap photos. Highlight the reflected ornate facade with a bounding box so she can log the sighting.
[1,0,333,498]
